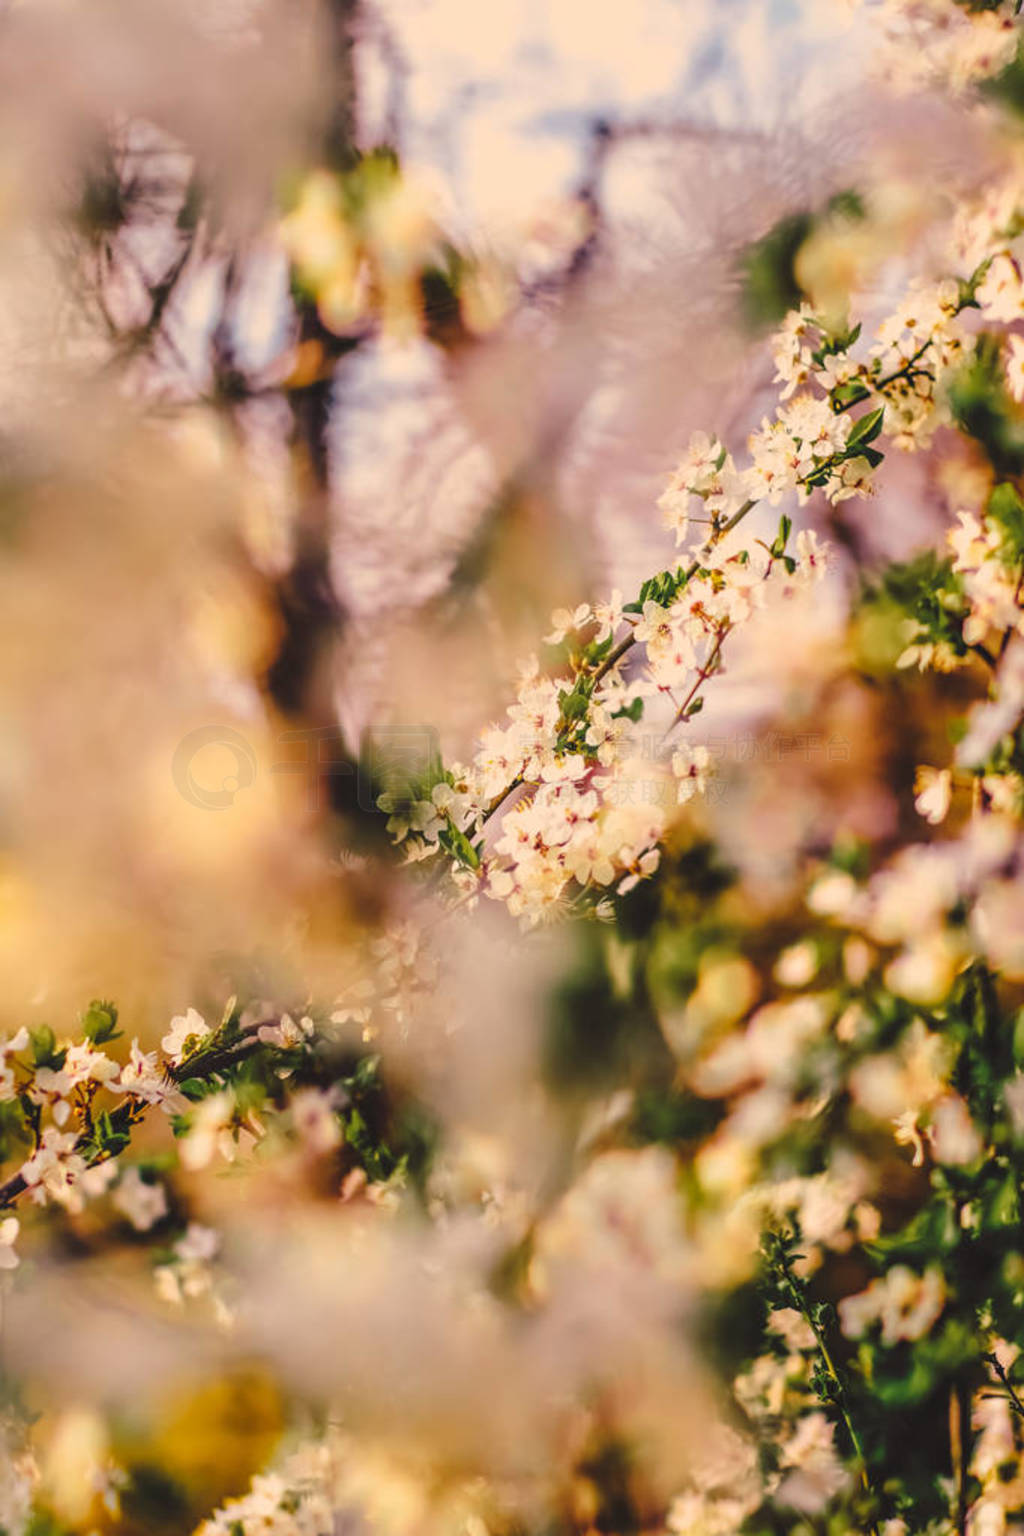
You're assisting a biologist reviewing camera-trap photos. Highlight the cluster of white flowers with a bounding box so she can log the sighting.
[0,1018,190,1233]
[666,1422,763,1536]
[329,920,441,1042]
[197,1444,336,1536]
[379,159,1024,924]
[377,778,475,860]
[20,1126,88,1211]
[906,495,1024,827]
[810,815,1022,1004]
[661,386,877,537]
[859,0,1020,96]
[950,508,1024,649]
[382,516,828,923]
[485,772,665,920]
[967,1362,1024,1536]
[839,1265,946,1344]
[112,1166,169,1231]
[730,1345,849,1517]
[116,1037,180,1106]
[886,379,1024,928]
[657,430,748,543]
[749,395,868,505]
[773,280,968,458]
[0,997,363,1275]
[872,279,968,450]
[468,550,819,923]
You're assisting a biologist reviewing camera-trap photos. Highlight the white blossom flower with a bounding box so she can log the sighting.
[0,1028,28,1102]
[117,1040,178,1108]
[672,743,710,804]
[78,1160,119,1200]
[767,1306,815,1352]
[179,1091,237,1171]
[257,1012,315,1049]
[0,1216,19,1271]
[777,1412,848,1514]
[113,1169,168,1232]
[156,1223,221,1307]
[291,1088,343,1155]
[839,1265,945,1344]
[807,869,859,919]
[62,1042,120,1090]
[161,1008,211,1066]
[772,304,819,398]
[774,941,818,988]
[914,766,952,825]
[177,1222,219,1264]
[21,1127,87,1211]
[544,603,591,645]
[928,1093,983,1165]
[976,253,1024,324]
[592,589,624,643]
[793,528,830,582]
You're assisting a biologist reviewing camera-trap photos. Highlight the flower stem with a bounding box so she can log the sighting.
[773,1234,879,1530]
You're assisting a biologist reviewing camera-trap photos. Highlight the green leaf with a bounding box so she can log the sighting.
[583,634,613,664]
[439,823,481,871]
[558,686,590,722]
[988,481,1024,559]
[739,210,814,330]
[845,406,885,450]
[770,514,792,559]
[801,464,832,489]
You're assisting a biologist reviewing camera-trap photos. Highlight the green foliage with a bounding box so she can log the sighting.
[623,563,693,612]
[950,333,1024,476]
[859,548,971,662]
[739,191,865,330]
[845,406,885,452]
[987,480,1024,561]
[740,212,814,330]
[438,822,480,870]
[80,1104,134,1162]
[543,926,674,1095]
[981,32,1024,119]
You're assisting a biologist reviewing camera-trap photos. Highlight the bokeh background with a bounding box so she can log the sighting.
[0,2,1018,1532]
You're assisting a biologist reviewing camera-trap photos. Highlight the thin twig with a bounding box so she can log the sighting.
[986,1351,1024,1419]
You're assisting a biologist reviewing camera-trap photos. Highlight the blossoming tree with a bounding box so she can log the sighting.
[9,2,1024,1534]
